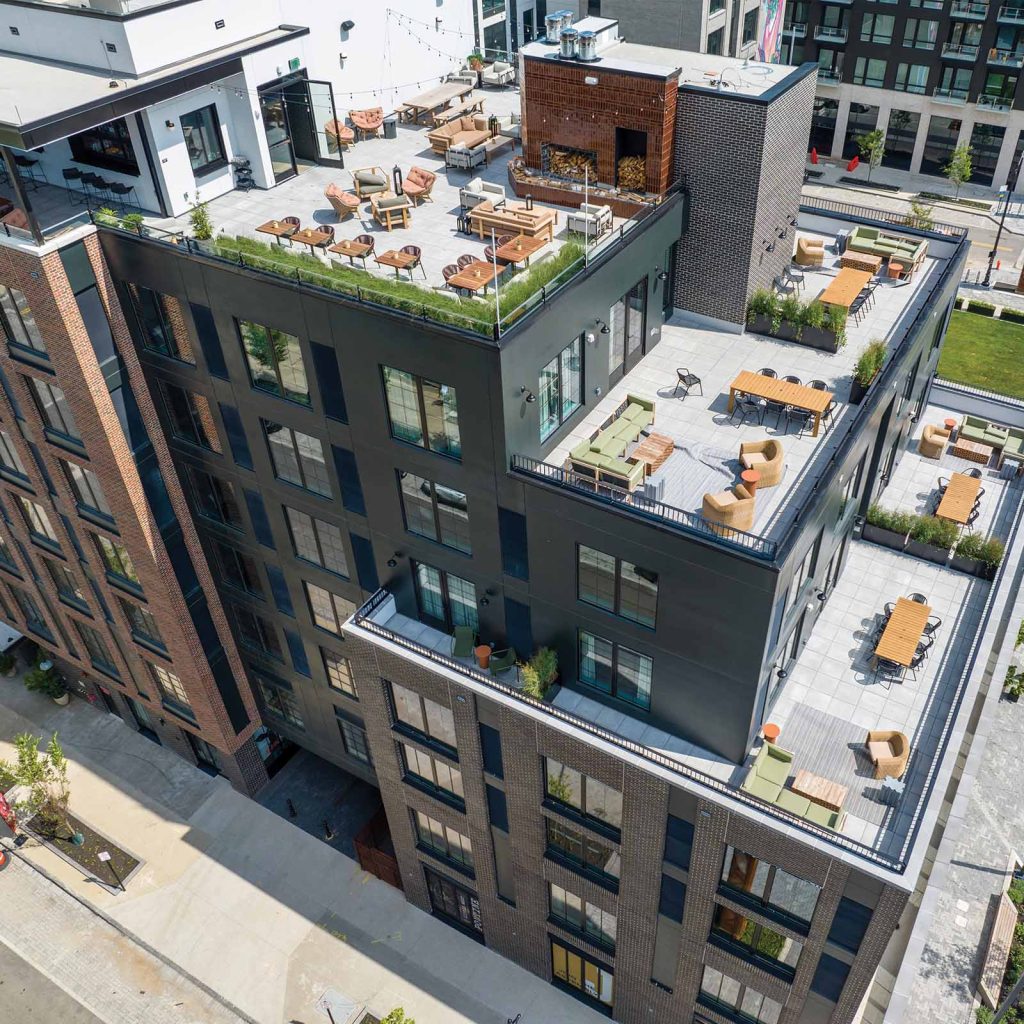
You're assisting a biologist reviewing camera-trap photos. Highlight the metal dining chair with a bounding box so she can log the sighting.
[908,593,928,604]
[807,379,828,391]
[61,167,85,206]
[924,615,942,636]
[884,602,896,617]
[782,374,802,386]
[400,244,427,279]
[968,468,984,479]
[938,477,949,494]
[732,396,765,426]
[674,368,703,398]
[758,367,777,378]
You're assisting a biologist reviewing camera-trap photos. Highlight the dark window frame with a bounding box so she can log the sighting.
[180,103,227,176]
[577,629,653,711]
[68,118,139,175]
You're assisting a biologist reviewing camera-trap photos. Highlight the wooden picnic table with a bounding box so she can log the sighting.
[495,234,547,267]
[329,239,373,265]
[399,81,474,124]
[727,370,834,437]
[875,597,932,667]
[431,97,485,127]
[448,260,500,294]
[375,250,418,280]
[289,227,333,251]
[256,219,298,242]
[936,472,982,525]
[819,268,873,313]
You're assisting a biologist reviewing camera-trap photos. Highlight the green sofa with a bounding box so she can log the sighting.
[959,414,1019,453]
[568,394,655,492]
[847,226,928,272]
[742,742,846,831]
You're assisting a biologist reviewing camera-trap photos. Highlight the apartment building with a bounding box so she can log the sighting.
[1,8,1015,1024]
[783,0,1024,189]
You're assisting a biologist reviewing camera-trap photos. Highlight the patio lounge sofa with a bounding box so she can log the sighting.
[428,115,490,154]
[959,414,1021,454]
[866,730,909,780]
[917,423,950,459]
[567,395,655,492]
[352,167,388,199]
[741,742,793,802]
[739,439,784,488]
[794,237,824,267]
[567,203,613,240]
[846,226,928,275]
[460,177,506,211]
[401,166,436,205]
[481,60,516,88]
[371,193,413,231]
[703,484,755,534]
[468,200,556,241]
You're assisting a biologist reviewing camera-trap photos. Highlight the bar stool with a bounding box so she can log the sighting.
[62,168,86,206]
[107,181,140,213]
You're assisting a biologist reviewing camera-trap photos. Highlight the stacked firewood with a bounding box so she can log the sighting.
[617,155,646,191]
[548,148,597,181]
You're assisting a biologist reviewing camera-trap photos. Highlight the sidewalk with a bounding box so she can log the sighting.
[0,677,604,1024]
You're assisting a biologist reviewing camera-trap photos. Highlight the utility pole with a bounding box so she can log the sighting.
[984,150,1024,287]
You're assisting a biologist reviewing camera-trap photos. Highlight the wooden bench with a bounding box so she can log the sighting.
[980,893,1019,1008]
[430,98,485,127]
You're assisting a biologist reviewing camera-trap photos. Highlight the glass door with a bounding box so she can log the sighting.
[425,866,484,938]
[307,79,344,166]
[282,77,319,169]
[608,277,649,382]
[126,696,160,743]
[98,686,121,718]
[259,91,297,183]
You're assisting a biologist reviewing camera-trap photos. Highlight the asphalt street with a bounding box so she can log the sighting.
[0,939,105,1023]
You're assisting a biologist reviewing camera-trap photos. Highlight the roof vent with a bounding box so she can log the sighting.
[577,31,598,61]
[544,13,562,42]
[559,28,578,59]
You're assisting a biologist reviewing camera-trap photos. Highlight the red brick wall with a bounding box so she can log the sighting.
[521,57,678,195]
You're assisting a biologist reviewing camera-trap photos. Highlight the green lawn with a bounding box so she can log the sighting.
[938,309,1024,400]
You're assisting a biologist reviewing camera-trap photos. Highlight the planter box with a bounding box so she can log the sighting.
[906,539,950,565]
[950,554,997,580]
[849,375,875,406]
[862,524,906,551]
[774,321,799,343]
[747,315,773,336]
[746,317,838,353]
[799,325,840,353]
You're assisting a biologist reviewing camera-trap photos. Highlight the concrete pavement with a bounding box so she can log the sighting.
[0,675,604,1024]
[0,937,105,1023]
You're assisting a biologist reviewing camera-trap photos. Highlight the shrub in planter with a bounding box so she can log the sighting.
[1001,307,1024,326]
[746,289,778,330]
[778,294,802,334]
[966,299,996,317]
[863,505,914,549]
[906,515,957,563]
[851,339,887,404]
[23,666,65,701]
[952,533,1004,578]
[520,647,558,700]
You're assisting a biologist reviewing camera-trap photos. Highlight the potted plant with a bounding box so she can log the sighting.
[520,647,558,700]
[951,533,1003,579]
[1005,666,1024,703]
[862,505,913,551]
[467,51,484,71]
[0,652,15,678]
[24,662,67,705]
[121,212,144,233]
[905,515,957,565]
[775,294,802,341]
[746,289,778,336]
[850,339,887,405]
[188,193,213,241]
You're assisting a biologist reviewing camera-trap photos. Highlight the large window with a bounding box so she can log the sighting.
[117,595,165,649]
[60,460,112,520]
[852,58,887,88]
[150,663,192,714]
[413,562,477,632]
[257,676,303,728]
[389,680,457,752]
[699,966,782,1024]
[181,104,226,175]
[544,757,622,833]
[549,882,617,952]
[720,847,820,928]
[235,606,282,659]
[304,582,355,636]
[402,743,464,803]
[68,118,139,174]
[0,430,27,479]
[238,320,309,405]
[711,905,804,980]
[398,472,471,553]
[551,940,614,1010]
[162,383,220,451]
[190,468,242,528]
[127,285,192,361]
[0,287,46,356]
[828,896,872,953]
[382,367,461,459]
[920,114,962,177]
[94,534,140,587]
[26,378,79,440]
[578,630,653,711]
[217,543,263,597]
[903,17,937,49]
[577,545,657,627]
[285,506,349,577]
[323,649,356,697]
[539,336,582,441]
[74,621,118,674]
[264,421,331,496]
[10,585,50,637]
[337,713,371,764]
[425,866,483,935]
[894,63,929,95]
[860,12,894,43]
[742,7,758,43]
[413,809,473,871]
[664,814,694,869]
[18,496,59,546]
[43,556,86,607]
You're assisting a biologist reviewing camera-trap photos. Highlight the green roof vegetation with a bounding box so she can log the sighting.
[939,310,1024,400]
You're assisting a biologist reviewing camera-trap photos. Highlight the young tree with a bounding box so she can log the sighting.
[382,1010,415,1024]
[944,145,973,199]
[10,732,72,838]
[857,129,886,183]
[906,198,936,232]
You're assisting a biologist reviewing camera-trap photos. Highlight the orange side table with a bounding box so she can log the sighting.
[474,644,492,669]
[741,468,761,497]
[762,722,781,743]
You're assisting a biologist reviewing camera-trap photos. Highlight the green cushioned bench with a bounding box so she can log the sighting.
[567,394,656,492]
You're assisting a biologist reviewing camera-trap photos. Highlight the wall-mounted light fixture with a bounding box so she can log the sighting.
[435,16,443,29]
[165,120,176,129]
[657,269,669,282]
[341,19,355,31]
[594,318,610,335]
[520,386,536,403]
[386,550,403,568]
[594,385,602,396]
[765,241,775,253]
[584,76,599,86]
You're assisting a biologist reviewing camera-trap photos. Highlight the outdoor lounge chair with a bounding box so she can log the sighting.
[324,183,360,220]
[350,107,384,140]
[865,730,909,779]
[918,423,950,459]
[352,167,388,199]
[371,193,412,231]
[567,203,613,240]
[740,742,794,803]
[324,119,354,153]
[794,236,824,267]
[740,439,784,488]
[451,626,476,659]
[481,60,516,88]
[702,484,756,535]
[401,166,436,205]
[489,647,517,676]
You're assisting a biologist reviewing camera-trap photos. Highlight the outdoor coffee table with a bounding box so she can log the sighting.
[630,432,675,474]
[483,134,515,165]
[951,437,994,465]
[840,251,882,274]
[496,234,547,267]
[256,219,298,243]
[375,250,418,280]
[290,227,333,252]
[792,769,849,812]
[329,239,373,267]
[447,260,500,294]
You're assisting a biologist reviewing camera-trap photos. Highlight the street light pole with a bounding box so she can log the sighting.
[984,150,1024,287]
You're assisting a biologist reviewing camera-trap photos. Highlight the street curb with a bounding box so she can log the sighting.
[0,839,260,1024]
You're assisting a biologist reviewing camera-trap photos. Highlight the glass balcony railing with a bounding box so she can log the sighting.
[950,0,990,18]
[814,24,848,42]
[932,86,970,103]
[817,68,843,84]
[988,47,1024,67]
[942,42,981,59]
[999,4,1024,22]
[978,93,1014,109]
[783,21,807,36]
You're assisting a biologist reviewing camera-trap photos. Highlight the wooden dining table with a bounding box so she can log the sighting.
[875,597,932,667]
[375,250,419,280]
[255,219,298,243]
[727,370,834,437]
[936,472,982,525]
[399,81,474,124]
[819,268,873,312]
[447,260,501,294]
[289,227,333,251]
[496,234,547,267]
[329,239,373,266]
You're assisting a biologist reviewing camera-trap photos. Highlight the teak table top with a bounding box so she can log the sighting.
[448,260,500,293]
[819,268,873,311]
[936,473,982,525]
[495,234,547,265]
[375,250,418,269]
[727,371,834,436]
[290,228,333,249]
[256,219,297,239]
[329,239,373,258]
[792,769,849,812]
[875,597,932,667]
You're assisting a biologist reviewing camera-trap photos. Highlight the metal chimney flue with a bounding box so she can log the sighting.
[577,31,597,61]
[559,27,578,58]
[544,13,562,41]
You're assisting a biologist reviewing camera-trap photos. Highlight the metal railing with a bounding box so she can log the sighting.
[817,69,843,85]
[999,3,1024,21]
[942,42,981,59]
[350,588,905,870]
[932,86,970,104]
[814,25,848,41]
[978,93,1014,109]
[510,455,778,559]
[950,0,990,16]
[988,47,1024,66]
[783,21,807,36]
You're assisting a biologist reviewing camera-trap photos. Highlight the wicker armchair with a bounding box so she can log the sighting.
[795,237,825,267]
[918,424,950,460]
[702,484,755,535]
[740,439,784,488]
[350,107,384,140]
[865,730,909,780]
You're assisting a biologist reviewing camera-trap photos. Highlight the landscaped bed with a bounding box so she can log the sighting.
[25,810,139,890]
[939,310,1024,400]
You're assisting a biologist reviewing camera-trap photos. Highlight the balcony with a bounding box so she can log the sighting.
[932,86,971,103]
[814,24,848,42]
[942,42,981,60]
[988,47,1024,66]
[978,92,1015,109]
[783,22,807,37]
[819,0,853,5]
[999,4,1024,21]
[817,68,843,85]
[950,0,990,18]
